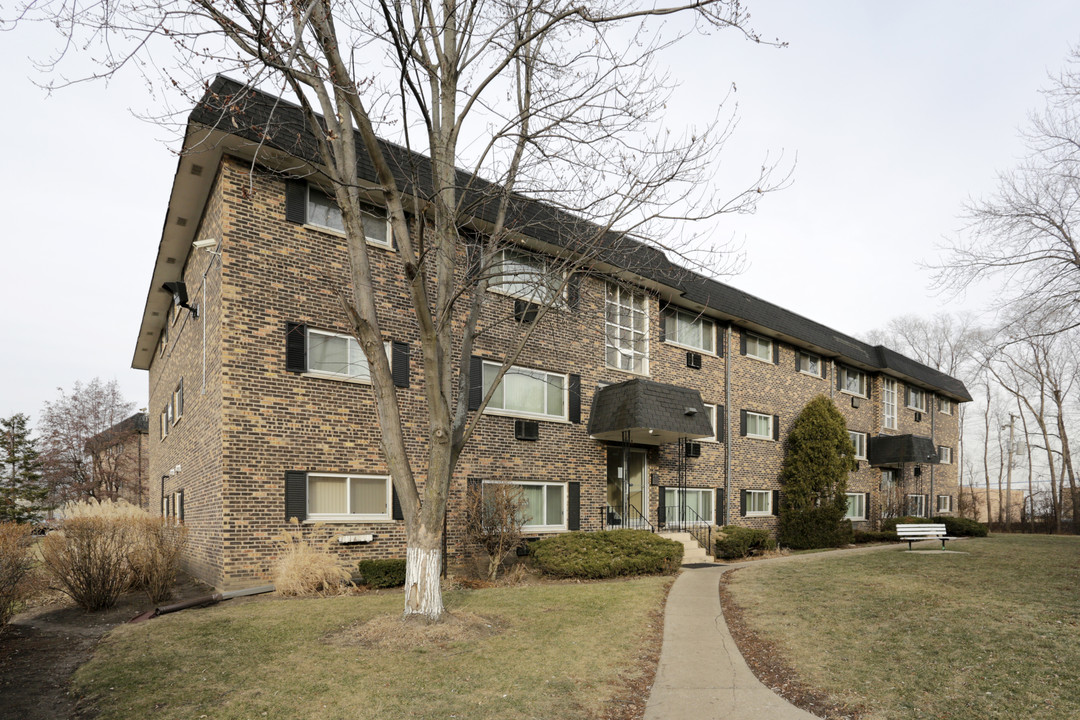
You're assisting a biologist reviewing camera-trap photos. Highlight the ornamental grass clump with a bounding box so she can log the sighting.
[128,517,188,603]
[272,521,350,597]
[531,529,682,579]
[0,522,37,627]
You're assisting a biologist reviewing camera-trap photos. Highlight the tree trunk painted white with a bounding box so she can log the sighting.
[403,545,443,620]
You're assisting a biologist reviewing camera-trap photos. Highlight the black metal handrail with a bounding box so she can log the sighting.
[603,504,655,533]
[659,504,712,557]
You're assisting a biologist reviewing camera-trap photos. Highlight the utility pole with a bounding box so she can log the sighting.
[1003,414,1016,528]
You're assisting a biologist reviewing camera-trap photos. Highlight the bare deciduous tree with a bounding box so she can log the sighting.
[463,481,527,582]
[10,0,786,618]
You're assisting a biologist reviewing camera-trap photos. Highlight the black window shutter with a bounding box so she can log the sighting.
[286,322,307,373]
[178,490,185,522]
[392,341,410,388]
[866,376,873,400]
[821,361,828,382]
[740,332,747,356]
[568,374,581,424]
[567,273,581,311]
[285,179,307,224]
[740,489,747,517]
[739,410,747,436]
[715,491,724,525]
[391,483,404,520]
[468,356,484,411]
[567,482,581,530]
[716,405,725,442]
[836,365,843,391]
[717,328,724,356]
[773,415,780,441]
[795,352,802,372]
[658,311,667,343]
[904,385,911,406]
[657,486,667,525]
[773,341,780,364]
[772,490,781,516]
[865,492,872,520]
[284,471,307,522]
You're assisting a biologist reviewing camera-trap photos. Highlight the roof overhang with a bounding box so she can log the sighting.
[868,434,939,466]
[587,379,713,445]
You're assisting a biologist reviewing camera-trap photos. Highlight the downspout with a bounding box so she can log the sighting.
[723,323,733,526]
[930,393,936,514]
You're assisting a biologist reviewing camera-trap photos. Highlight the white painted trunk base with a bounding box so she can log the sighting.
[403,546,444,620]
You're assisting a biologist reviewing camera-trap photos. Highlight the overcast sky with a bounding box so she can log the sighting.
[2,2,1079,425]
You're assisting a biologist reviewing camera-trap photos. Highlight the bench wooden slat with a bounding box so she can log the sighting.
[895,523,955,550]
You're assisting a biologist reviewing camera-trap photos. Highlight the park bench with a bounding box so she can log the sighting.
[895,523,957,551]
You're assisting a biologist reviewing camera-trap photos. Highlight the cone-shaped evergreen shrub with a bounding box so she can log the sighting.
[777,395,856,549]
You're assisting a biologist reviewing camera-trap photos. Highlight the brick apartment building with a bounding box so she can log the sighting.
[86,412,150,509]
[134,78,971,589]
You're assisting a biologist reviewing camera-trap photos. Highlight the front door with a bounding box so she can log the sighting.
[606,447,648,528]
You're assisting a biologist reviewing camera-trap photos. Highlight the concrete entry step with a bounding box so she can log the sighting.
[659,531,713,564]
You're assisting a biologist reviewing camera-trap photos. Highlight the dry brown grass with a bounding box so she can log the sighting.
[127,518,187,603]
[271,522,350,597]
[331,610,507,650]
[0,522,37,627]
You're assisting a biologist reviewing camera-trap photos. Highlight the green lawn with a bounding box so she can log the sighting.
[74,577,669,720]
[724,535,1080,720]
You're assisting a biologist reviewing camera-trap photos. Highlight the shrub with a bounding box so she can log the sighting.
[356,559,408,588]
[715,526,776,560]
[853,530,900,544]
[932,515,989,537]
[128,518,188,603]
[41,516,132,610]
[463,482,527,581]
[778,507,853,550]
[530,530,682,579]
[272,522,350,597]
[0,522,37,627]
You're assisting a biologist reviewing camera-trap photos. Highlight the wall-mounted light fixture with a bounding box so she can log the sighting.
[163,281,199,318]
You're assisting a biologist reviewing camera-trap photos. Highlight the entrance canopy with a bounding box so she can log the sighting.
[587,379,713,445]
[868,434,939,466]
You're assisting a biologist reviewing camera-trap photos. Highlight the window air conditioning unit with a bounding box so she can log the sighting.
[686,352,702,369]
[914,412,923,423]
[851,396,861,409]
[514,299,539,324]
[515,419,540,441]
[684,442,702,458]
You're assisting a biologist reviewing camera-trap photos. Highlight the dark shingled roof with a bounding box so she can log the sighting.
[86,412,149,453]
[188,76,972,402]
[868,434,939,466]
[587,379,714,444]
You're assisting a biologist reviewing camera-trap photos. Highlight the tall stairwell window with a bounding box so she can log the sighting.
[605,284,649,374]
[883,378,898,430]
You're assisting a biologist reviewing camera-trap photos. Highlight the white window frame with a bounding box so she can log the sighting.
[702,404,719,443]
[937,495,953,513]
[938,397,954,415]
[745,489,772,517]
[745,411,773,440]
[906,493,928,518]
[848,431,867,460]
[484,480,567,531]
[160,407,169,441]
[306,473,392,523]
[799,351,823,378]
[482,361,568,422]
[306,186,393,249]
[906,386,927,412]
[845,492,867,521]
[489,248,564,305]
[605,284,649,375]
[661,307,716,354]
[938,446,952,465]
[745,333,773,363]
[664,487,714,525]
[305,328,391,383]
[840,367,867,397]
[172,380,183,425]
[883,378,898,430]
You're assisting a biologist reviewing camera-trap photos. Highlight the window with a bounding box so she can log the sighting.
[881,468,896,488]
[937,495,953,513]
[845,492,867,520]
[307,473,392,521]
[605,284,649,374]
[172,380,184,425]
[160,406,169,440]
[486,481,565,530]
[307,186,392,247]
[848,431,867,460]
[306,329,390,382]
[745,411,773,440]
[906,493,928,517]
[664,488,713,524]
[745,333,773,362]
[482,362,566,420]
[840,366,867,396]
[883,378,898,430]
[745,489,772,516]
[491,248,562,304]
[703,404,719,442]
[938,446,952,464]
[798,352,823,378]
[661,307,715,353]
[938,397,954,415]
[907,386,926,412]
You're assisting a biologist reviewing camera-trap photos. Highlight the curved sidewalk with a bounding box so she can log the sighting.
[644,543,921,720]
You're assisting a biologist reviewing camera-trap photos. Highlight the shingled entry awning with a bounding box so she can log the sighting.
[868,434,939,466]
[587,379,714,445]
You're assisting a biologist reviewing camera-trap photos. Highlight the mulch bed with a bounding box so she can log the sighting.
[718,568,866,720]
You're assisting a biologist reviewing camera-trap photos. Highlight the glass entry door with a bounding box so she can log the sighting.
[606,447,648,528]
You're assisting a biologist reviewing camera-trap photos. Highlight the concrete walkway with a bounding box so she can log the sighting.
[644,542,952,719]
